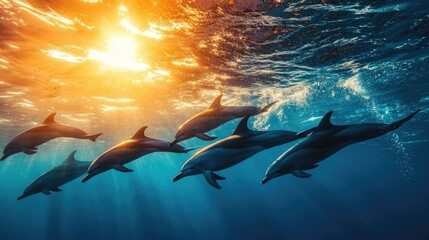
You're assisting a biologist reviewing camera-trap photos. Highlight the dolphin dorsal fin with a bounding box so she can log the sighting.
[42,113,57,124]
[132,126,148,139]
[64,150,78,164]
[318,111,334,129]
[233,116,252,135]
[208,95,223,109]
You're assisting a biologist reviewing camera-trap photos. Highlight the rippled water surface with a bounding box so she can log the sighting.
[0,0,428,239]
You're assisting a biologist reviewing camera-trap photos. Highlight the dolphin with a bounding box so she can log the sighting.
[261,110,421,184]
[82,126,197,183]
[170,95,277,146]
[17,150,91,200]
[1,113,102,161]
[172,116,314,189]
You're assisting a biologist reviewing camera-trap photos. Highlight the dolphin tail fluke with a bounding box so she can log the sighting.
[203,171,222,189]
[260,101,278,113]
[85,133,103,142]
[385,109,421,133]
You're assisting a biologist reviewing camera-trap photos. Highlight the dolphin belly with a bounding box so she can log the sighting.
[189,116,236,134]
[268,145,345,176]
[91,148,152,170]
[14,132,62,149]
[191,146,265,171]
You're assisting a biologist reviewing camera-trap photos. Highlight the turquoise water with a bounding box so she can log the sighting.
[0,0,428,239]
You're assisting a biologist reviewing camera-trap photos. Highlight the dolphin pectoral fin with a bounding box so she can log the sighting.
[195,133,217,141]
[291,170,312,178]
[203,171,222,189]
[42,189,51,195]
[22,148,37,155]
[50,187,62,192]
[213,173,226,180]
[302,164,319,170]
[113,165,134,173]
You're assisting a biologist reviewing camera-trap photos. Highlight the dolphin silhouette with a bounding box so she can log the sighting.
[173,116,314,189]
[170,95,277,146]
[17,150,90,200]
[262,110,421,184]
[1,113,102,161]
[82,126,197,183]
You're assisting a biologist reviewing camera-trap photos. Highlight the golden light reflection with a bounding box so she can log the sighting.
[92,96,134,103]
[42,50,84,63]
[120,20,163,39]
[8,44,19,49]
[173,58,199,67]
[80,0,102,3]
[101,105,138,112]
[11,0,76,30]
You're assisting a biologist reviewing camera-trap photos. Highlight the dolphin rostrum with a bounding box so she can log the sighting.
[170,95,277,146]
[82,126,197,183]
[17,150,91,200]
[1,113,102,161]
[173,116,314,189]
[262,110,421,184]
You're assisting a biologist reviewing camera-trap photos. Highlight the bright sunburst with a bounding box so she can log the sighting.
[88,35,149,71]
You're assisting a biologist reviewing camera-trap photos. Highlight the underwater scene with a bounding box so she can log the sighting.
[0,0,428,239]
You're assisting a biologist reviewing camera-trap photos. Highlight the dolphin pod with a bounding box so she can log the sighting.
[1,113,102,161]
[172,116,314,189]
[17,150,90,200]
[1,96,422,199]
[170,95,277,146]
[261,110,421,184]
[81,126,196,183]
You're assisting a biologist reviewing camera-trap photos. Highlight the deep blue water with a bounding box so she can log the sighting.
[1,0,429,239]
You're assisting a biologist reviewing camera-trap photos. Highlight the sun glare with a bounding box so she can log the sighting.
[107,36,136,58]
[88,35,149,71]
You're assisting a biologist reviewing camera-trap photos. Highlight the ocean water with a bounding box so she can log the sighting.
[0,0,428,239]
